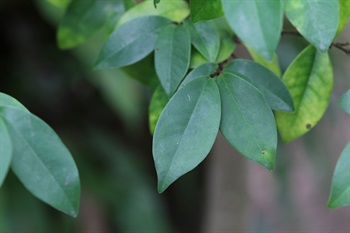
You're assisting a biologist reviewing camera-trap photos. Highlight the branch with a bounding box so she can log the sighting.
[282,29,350,55]
[331,42,350,55]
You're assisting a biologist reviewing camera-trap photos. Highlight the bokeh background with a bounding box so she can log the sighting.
[0,0,349,232]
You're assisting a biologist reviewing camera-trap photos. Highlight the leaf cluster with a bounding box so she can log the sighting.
[1,0,349,217]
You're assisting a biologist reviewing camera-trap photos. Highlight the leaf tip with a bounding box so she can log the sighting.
[157,181,168,194]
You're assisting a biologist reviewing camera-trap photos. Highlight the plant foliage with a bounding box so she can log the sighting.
[1,0,349,216]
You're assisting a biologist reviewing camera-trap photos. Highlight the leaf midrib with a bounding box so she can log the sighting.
[102,23,164,64]
[2,113,75,212]
[161,80,208,189]
[222,75,269,165]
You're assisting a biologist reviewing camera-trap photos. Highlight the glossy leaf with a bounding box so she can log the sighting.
[285,0,339,51]
[155,24,191,96]
[0,118,12,187]
[190,0,223,23]
[0,93,29,112]
[0,108,80,217]
[117,0,189,27]
[95,16,171,69]
[153,77,221,193]
[337,0,350,34]
[247,47,281,77]
[224,59,294,112]
[217,73,277,170]
[338,89,350,114]
[58,0,124,49]
[328,143,350,208]
[275,45,333,143]
[149,85,169,135]
[180,63,217,88]
[222,0,283,61]
[188,21,220,62]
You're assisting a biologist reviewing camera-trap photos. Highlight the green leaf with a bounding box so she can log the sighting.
[95,16,171,69]
[275,45,333,143]
[117,0,189,27]
[0,118,12,187]
[153,77,221,193]
[47,0,71,9]
[190,0,223,23]
[154,0,160,8]
[155,24,191,96]
[189,30,236,68]
[188,21,220,62]
[224,59,294,112]
[0,108,80,217]
[122,54,159,88]
[190,49,209,68]
[328,143,350,208]
[222,0,283,61]
[58,0,124,49]
[246,47,282,77]
[180,62,217,88]
[285,0,339,51]
[217,73,277,170]
[0,93,29,112]
[215,30,236,63]
[338,89,350,114]
[337,0,350,34]
[149,85,169,135]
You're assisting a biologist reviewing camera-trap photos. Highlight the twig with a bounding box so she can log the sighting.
[282,29,350,55]
[331,42,350,55]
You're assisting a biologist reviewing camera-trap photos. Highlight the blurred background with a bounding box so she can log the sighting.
[0,0,349,232]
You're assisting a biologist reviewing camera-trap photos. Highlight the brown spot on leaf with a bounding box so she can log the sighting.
[306,123,312,129]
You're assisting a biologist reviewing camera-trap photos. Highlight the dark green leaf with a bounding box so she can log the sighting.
[154,0,160,8]
[285,0,339,51]
[190,0,223,23]
[180,62,217,88]
[155,24,191,96]
[0,108,80,217]
[188,21,220,62]
[149,85,169,135]
[328,143,350,208]
[224,59,294,112]
[153,77,221,193]
[47,0,71,9]
[275,45,333,143]
[117,0,189,26]
[339,89,350,114]
[0,117,12,187]
[222,0,283,61]
[122,54,159,88]
[95,16,171,69]
[217,73,277,170]
[58,0,124,49]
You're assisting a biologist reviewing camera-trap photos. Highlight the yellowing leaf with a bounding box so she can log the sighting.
[117,0,189,27]
[337,0,350,35]
[276,45,333,143]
